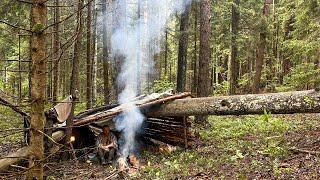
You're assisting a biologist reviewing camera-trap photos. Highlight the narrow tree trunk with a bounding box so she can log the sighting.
[86,0,93,109]
[177,4,191,92]
[92,1,97,106]
[252,1,268,94]
[280,15,294,84]
[52,0,60,105]
[192,2,198,93]
[164,30,168,78]
[136,0,142,95]
[229,0,240,95]
[67,0,84,154]
[196,0,212,123]
[28,0,47,178]
[102,0,110,104]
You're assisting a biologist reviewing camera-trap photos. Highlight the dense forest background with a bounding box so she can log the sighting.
[0,0,319,110]
[1,0,320,179]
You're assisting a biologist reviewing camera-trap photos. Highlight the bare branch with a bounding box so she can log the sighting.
[0,20,32,33]
[43,0,94,32]
[15,0,33,5]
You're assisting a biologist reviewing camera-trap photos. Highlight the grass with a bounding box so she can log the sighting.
[137,113,320,179]
[0,106,24,145]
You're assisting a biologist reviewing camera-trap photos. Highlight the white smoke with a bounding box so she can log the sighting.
[111,0,193,158]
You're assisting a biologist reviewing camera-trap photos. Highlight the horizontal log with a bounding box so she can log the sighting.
[147,90,320,117]
[0,147,29,172]
[74,92,191,126]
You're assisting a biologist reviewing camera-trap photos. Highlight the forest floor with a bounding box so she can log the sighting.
[1,110,320,179]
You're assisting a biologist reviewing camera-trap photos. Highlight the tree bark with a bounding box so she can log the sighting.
[148,90,320,117]
[102,0,110,104]
[196,0,212,122]
[92,1,97,106]
[164,30,168,78]
[229,0,240,95]
[67,0,84,156]
[86,0,93,109]
[28,0,47,178]
[192,2,198,93]
[177,4,191,92]
[280,15,294,84]
[252,1,268,94]
[52,0,60,105]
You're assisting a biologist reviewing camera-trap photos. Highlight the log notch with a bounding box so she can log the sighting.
[147,90,320,117]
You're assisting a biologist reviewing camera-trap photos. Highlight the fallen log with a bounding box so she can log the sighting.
[74,92,191,126]
[0,132,64,172]
[147,90,320,117]
[0,147,29,172]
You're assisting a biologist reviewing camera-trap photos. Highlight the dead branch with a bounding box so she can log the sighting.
[0,96,29,117]
[0,147,30,172]
[0,20,32,33]
[290,147,320,155]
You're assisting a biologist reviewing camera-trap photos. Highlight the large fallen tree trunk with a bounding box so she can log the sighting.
[147,90,320,117]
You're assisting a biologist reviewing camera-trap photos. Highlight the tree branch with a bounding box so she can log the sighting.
[43,0,94,32]
[0,20,32,33]
[15,0,33,5]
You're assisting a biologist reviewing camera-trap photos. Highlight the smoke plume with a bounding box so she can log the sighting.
[111,0,193,158]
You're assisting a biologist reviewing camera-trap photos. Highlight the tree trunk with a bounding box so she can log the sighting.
[164,30,168,78]
[67,0,84,155]
[92,1,97,106]
[252,1,268,94]
[28,0,47,178]
[136,0,142,95]
[280,15,294,84]
[148,90,320,117]
[177,4,191,92]
[229,0,240,95]
[86,0,93,109]
[102,0,110,104]
[192,2,198,93]
[196,0,212,123]
[52,0,60,105]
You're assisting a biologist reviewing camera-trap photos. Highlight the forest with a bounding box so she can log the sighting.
[0,0,319,179]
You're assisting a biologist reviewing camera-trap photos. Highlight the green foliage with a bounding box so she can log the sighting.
[282,63,320,90]
[213,81,229,95]
[152,77,174,92]
[32,23,45,33]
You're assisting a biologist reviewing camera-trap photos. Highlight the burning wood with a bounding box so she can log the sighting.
[129,155,140,169]
[117,157,129,172]
[117,155,141,174]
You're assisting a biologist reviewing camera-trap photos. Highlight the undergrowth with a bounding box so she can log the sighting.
[138,114,319,179]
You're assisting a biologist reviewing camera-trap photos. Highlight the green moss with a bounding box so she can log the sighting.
[32,23,45,33]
